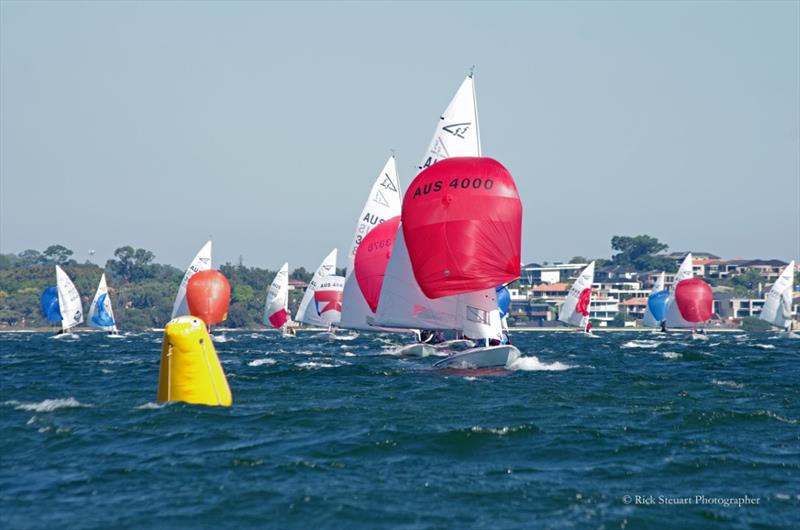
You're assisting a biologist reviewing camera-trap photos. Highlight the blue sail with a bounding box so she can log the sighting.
[647,290,670,322]
[496,285,511,319]
[40,286,62,323]
[91,293,115,327]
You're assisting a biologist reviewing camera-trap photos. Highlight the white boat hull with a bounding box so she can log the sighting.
[106,333,125,339]
[50,332,79,340]
[433,345,521,369]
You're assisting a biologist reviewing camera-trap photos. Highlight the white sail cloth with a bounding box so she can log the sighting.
[171,240,212,319]
[558,262,595,328]
[56,265,83,331]
[760,261,795,329]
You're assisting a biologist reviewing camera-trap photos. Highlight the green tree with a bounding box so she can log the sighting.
[741,316,771,332]
[610,235,674,272]
[42,245,73,264]
[569,256,588,264]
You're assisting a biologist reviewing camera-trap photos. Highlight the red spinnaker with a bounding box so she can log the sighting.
[674,278,713,323]
[187,270,231,325]
[575,288,592,316]
[401,157,522,299]
[355,216,400,312]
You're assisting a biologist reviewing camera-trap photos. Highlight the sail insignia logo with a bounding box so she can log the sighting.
[442,122,471,138]
[380,174,397,192]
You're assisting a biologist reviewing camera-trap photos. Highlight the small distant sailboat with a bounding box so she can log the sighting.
[88,273,122,337]
[171,240,212,319]
[760,260,796,337]
[49,265,83,338]
[664,253,713,338]
[559,262,596,335]
[295,249,345,335]
[643,271,669,331]
[265,263,296,337]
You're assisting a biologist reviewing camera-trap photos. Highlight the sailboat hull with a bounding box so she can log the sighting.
[433,345,520,369]
[387,343,439,357]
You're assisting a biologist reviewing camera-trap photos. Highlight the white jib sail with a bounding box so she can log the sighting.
[558,262,595,328]
[760,261,795,328]
[665,254,695,328]
[264,262,290,328]
[171,240,212,319]
[418,74,481,170]
[642,271,666,328]
[345,155,402,273]
[56,265,83,331]
[87,273,117,332]
[295,249,338,324]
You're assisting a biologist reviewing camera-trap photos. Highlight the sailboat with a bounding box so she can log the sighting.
[373,73,521,367]
[558,262,596,335]
[760,261,796,337]
[338,155,403,335]
[171,240,212,320]
[643,271,669,331]
[265,262,295,337]
[664,253,713,337]
[295,249,345,335]
[87,273,122,337]
[49,265,83,338]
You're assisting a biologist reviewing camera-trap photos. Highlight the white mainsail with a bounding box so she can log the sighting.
[55,265,83,331]
[558,262,595,329]
[171,240,212,319]
[664,254,694,328]
[264,262,290,329]
[760,261,795,329]
[345,155,402,272]
[87,273,118,332]
[642,271,666,327]
[295,249,339,326]
[339,155,403,331]
[418,74,481,171]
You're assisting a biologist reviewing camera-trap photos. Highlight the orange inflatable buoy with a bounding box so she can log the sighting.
[186,270,231,325]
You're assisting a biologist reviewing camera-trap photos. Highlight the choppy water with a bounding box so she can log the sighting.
[1,330,798,529]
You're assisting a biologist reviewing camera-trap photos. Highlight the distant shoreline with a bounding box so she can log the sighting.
[0,327,746,334]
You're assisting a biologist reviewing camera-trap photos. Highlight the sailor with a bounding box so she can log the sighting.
[660,320,667,333]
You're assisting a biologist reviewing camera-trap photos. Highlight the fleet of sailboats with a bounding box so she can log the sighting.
[26,72,798,353]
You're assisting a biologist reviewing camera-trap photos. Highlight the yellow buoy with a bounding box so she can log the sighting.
[157,316,232,407]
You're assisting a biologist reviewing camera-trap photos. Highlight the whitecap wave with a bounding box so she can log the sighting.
[712,379,743,389]
[8,398,89,412]
[296,360,348,369]
[755,344,776,349]
[660,351,682,359]
[507,356,575,371]
[248,358,277,367]
[135,402,170,410]
[621,340,660,349]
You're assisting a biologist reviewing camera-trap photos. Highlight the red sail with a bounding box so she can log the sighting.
[402,157,522,299]
[575,288,592,317]
[187,270,231,325]
[355,216,400,312]
[674,278,713,323]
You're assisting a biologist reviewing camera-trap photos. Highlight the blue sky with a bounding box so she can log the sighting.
[1,1,798,270]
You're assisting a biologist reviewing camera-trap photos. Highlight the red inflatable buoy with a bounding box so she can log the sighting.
[355,216,400,312]
[401,157,522,299]
[187,270,231,325]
